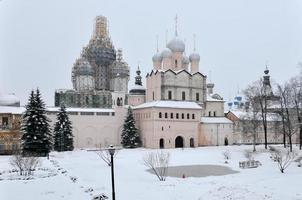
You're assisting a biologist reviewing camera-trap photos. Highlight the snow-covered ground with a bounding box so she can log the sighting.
[1,145,302,200]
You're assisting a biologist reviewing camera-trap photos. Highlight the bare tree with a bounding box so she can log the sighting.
[10,154,24,176]
[243,82,263,151]
[277,83,299,152]
[95,149,119,167]
[10,153,41,176]
[289,76,302,150]
[269,146,298,173]
[143,151,170,181]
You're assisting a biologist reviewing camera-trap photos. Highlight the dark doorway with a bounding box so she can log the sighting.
[190,138,194,147]
[175,136,184,148]
[159,138,164,149]
[224,137,229,146]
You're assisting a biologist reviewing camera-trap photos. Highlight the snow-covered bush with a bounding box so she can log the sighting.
[295,156,302,167]
[10,154,41,176]
[243,150,253,161]
[269,146,298,173]
[143,151,170,181]
[222,150,231,161]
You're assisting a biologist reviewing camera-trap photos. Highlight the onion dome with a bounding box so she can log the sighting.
[167,36,185,52]
[75,58,94,76]
[189,52,200,62]
[182,55,189,65]
[161,48,172,58]
[152,52,163,62]
[0,93,20,106]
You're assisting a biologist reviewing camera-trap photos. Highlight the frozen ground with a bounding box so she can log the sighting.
[1,145,302,200]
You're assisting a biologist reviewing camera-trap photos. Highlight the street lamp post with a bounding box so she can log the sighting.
[108,145,116,200]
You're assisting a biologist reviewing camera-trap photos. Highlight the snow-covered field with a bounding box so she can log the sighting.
[1,145,302,200]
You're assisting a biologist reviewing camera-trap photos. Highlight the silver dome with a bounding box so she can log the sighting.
[152,52,163,62]
[182,55,189,65]
[161,48,172,58]
[167,36,185,52]
[0,93,20,106]
[189,52,200,62]
[74,58,94,76]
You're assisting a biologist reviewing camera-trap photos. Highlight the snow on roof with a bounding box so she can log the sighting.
[0,94,20,106]
[227,109,281,122]
[47,107,115,113]
[133,101,202,110]
[200,117,233,124]
[207,94,225,102]
[130,85,146,91]
[0,106,114,115]
[0,106,25,114]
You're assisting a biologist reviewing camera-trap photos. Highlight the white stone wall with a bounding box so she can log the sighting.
[204,101,225,117]
[47,107,127,149]
[199,123,233,146]
[133,107,201,148]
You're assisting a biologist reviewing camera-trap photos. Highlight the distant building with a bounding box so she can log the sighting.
[225,69,296,145]
[0,94,22,154]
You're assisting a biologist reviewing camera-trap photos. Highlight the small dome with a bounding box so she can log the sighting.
[152,52,162,62]
[189,52,200,62]
[167,36,185,52]
[211,93,223,100]
[182,55,189,65]
[0,93,20,106]
[75,58,94,76]
[161,48,172,58]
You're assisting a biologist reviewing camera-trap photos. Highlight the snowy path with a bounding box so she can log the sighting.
[1,145,302,200]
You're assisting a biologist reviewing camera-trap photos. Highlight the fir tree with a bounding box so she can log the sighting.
[121,107,141,148]
[21,89,52,156]
[53,104,74,152]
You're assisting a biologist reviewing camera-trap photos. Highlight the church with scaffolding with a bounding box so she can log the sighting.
[55,16,130,108]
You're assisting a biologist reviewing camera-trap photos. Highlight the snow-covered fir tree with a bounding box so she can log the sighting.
[21,89,52,156]
[121,107,141,148]
[53,104,74,152]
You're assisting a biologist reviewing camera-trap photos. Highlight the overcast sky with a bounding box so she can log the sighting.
[0,0,301,106]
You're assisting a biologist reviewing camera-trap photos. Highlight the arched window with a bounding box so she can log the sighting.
[192,114,195,119]
[187,113,190,119]
[176,113,179,119]
[159,112,162,118]
[181,113,184,119]
[213,111,216,117]
[209,111,211,117]
[165,113,168,118]
[170,113,173,119]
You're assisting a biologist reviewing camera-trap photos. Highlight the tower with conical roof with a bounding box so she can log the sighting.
[128,64,146,106]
